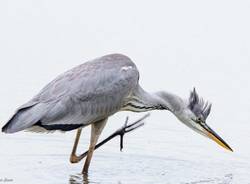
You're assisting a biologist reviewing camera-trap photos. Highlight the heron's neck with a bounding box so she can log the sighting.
[124,86,185,113]
[154,91,185,113]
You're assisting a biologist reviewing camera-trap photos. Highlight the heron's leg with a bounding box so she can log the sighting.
[82,118,107,174]
[76,114,149,162]
[69,128,83,163]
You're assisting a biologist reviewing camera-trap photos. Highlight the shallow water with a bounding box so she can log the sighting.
[1,0,250,183]
[0,113,250,184]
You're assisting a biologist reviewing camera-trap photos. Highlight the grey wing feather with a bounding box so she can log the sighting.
[2,54,139,133]
[2,102,51,133]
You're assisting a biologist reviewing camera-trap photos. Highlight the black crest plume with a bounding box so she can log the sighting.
[188,88,212,120]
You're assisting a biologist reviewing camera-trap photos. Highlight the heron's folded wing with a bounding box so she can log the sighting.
[39,64,139,127]
[2,54,140,133]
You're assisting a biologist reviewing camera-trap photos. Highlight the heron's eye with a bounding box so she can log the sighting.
[196,117,202,123]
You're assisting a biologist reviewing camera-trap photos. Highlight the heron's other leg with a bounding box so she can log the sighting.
[78,114,149,160]
[82,118,107,174]
[70,128,82,163]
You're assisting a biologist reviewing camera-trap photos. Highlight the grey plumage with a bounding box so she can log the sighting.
[188,88,212,121]
[2,54,141,133]
[2,53,211,135]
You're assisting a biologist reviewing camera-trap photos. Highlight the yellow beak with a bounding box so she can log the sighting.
[202,124,233,152]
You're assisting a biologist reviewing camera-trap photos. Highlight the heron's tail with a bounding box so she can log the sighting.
[2,102,45,133]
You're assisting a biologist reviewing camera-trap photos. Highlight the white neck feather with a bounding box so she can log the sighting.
[123,86,186,113]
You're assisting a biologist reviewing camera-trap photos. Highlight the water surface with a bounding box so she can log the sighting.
[1,113,249,184]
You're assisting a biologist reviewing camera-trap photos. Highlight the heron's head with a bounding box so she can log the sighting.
[175,88,233,152]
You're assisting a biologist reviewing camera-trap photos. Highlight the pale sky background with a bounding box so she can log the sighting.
[1,0,250,139]
[0,0,250,183]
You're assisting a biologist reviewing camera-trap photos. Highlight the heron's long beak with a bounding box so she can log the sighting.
[201,123,233,152]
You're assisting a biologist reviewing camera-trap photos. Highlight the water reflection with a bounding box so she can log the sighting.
[69,173,232,184]
[69,173,89,184]
[69,173,122,184]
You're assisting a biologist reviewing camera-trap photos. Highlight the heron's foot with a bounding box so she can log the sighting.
[70,114,150,163]
[70,155,79,163]
[115,113,150,151]
[70,154,83,164]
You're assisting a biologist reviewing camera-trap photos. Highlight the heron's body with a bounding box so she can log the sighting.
[2,53,232,173]
[2,54,153,133]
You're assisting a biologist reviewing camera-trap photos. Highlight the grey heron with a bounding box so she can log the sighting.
[2,53,233,173]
